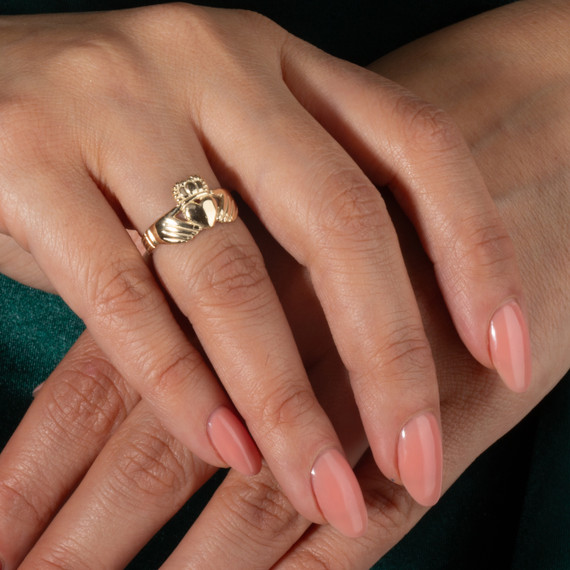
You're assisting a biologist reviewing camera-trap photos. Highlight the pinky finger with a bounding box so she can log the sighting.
[280,41,532,393]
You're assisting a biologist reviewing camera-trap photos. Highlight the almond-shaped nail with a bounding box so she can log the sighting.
[311,448,368,537]
[207,407,261,476]
[489,301,532,393]
[398,412,443,507]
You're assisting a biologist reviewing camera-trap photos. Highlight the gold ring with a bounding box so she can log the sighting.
[142,176,238,254]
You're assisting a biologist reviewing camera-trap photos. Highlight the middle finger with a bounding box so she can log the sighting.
[99,112,366,536]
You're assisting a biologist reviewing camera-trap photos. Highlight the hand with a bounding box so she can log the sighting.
[176,1,570,567]
[0,1,529,534]
[0,1,567,566]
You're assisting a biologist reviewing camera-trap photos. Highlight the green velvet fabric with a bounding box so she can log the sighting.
[1,0,569,567]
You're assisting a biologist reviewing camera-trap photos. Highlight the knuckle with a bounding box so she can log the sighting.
[312,167,387,250]
[43,356,132,445]
[145,351,201,404]
[139,3,212,51]
[365,480,415,535]
[87,258,158,325]
[395,94,464,154]
[106,424,190,505]
[218,472,300,540]
[192,237,270,310]
[382,329,432,372]
[42,33,139,103]
[134,1,209,46]
[145,3,279,51]
[454,217,516,277]
[0,476,44,528]
[361,318,433,384]
[137,1,206,26]
[0,360,133,533]
[127,4,286,120]
[256,382,317,435]
[226,8,284,44]
[135,3,235,63]
[31,542,93,570]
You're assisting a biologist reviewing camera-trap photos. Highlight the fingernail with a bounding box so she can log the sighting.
[207,407,262,476]
[489,301,532,393]
[311,448,368,537]
[398,412,443,507]
[32,381,45,398]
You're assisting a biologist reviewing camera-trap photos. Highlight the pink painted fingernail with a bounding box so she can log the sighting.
[207,407,262,476]
[311,448,368,537]
[489,301,532,393]
[398,412,443,507]
[32,381,45,398]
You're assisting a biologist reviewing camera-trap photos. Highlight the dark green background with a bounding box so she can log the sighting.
[1,0,569,567]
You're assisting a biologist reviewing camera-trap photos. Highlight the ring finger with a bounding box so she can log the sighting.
[98,117,367,536]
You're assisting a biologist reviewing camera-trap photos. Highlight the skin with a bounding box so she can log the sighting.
[0,0,530,535]
[0,0,568,567]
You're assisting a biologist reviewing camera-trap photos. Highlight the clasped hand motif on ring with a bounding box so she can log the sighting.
[142,176,238,253]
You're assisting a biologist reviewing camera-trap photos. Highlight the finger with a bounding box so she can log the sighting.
[0,154,253,473]
[171,268,519,570]
[20,401,217,570]
[281,40,532,393]
[155,166,555,570]
[162,466,308,570]
[276,188,547,569]
[161,322,370,570]
[276,365,536,569]
[274,453,423,570]
[196,63,443,504]
[0,332,139,568]
[100,114,365,535]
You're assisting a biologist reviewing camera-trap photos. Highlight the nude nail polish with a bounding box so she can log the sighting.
[207,407,262,476]
[398,412,443,507]
[489,301,532,393]
[311,448,368,537]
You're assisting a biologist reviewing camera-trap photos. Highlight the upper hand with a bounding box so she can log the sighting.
[0,1,568,566]
[0,2,528,538]
[182,2,570,566]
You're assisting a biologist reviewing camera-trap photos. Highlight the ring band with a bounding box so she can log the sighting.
[142,176,238,254]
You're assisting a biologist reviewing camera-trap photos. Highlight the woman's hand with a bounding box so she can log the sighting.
[0,1,528,534]
[176,1,570,567]
[0,0,564,567]
[0,0,567,566]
